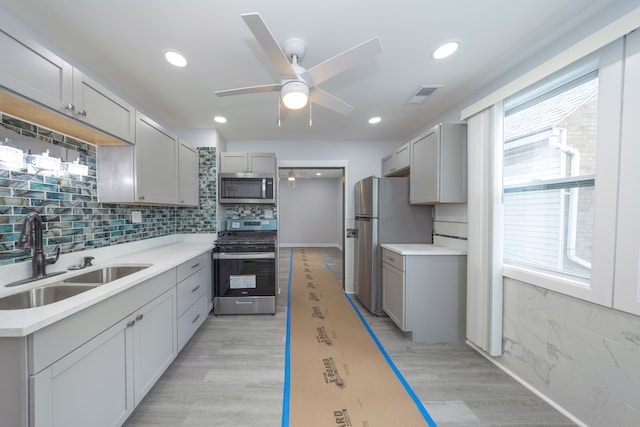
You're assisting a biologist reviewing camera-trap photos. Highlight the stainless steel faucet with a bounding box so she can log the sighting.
[16,211,60,279]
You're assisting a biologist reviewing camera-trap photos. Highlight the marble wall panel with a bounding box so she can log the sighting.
[498,277,640,425]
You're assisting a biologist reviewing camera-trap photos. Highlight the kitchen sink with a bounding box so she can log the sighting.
[62,264,151,284]
[0,285,98,310]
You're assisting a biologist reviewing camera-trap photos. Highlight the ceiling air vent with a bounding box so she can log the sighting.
[407,85,442,104]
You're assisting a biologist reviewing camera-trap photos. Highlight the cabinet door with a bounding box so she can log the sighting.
[381,153,395,176]
[72,71,135,143]
[410,130,439,203]
[177,294,208,351]
[382,262,405,330]
[178,141,199,206]
[248,153,276,174]
[135,114,177,204]
[132,288,177,406]
[220,152,248,173]
[0,21,72,112]
[31,320,133,427]
[395,143,410,170]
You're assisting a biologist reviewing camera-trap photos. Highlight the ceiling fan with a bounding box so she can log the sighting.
[214,13,383,116]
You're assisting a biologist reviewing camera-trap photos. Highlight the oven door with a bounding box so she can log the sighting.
[214,252,276,297]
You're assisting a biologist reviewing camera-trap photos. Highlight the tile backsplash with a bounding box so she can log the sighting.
[0,114,217,266]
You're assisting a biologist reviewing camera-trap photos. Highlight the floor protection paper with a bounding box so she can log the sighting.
[285,248,433,427]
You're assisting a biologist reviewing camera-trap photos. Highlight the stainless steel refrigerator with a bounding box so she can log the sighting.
[354,176,432,315]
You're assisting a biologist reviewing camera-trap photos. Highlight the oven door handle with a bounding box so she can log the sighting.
[214,252,275,260]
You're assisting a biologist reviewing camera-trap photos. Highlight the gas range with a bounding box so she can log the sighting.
[215,219,277,251]
[213,219,278,315]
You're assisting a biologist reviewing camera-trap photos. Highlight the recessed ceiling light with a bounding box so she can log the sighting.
[164,50,188,67]
[214,116,227,124]
[432,41,460,60]
[368,117,382,124]
[315,172,322,176]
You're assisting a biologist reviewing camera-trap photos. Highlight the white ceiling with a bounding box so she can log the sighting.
[0,0,626,142]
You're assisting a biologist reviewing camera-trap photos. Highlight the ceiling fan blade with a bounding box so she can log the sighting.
[241,13,297,76]
[310,87,354,115]
[214,83,282,97]
[302,37,383,87]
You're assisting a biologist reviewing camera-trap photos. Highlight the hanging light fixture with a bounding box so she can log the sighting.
[281,81,309,110]
[287,169,296,188]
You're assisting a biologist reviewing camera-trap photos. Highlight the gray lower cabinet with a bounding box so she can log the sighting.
[0,252,211,426]
[381,248,467,342]
[176,253,209,351]
[30,286,177,427]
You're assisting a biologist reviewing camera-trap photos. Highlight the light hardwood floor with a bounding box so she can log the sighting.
[124,248,574,426]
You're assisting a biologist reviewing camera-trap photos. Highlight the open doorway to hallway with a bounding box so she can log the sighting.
[277,166,345,287]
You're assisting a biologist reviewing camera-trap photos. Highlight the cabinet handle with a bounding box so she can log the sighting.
[191,284,201,293]
[65,103,75,112]
[386,256,395,262]
[191,263,201,269]
[126,320,136,328]
[138,195,145,200]
[77,109,87,117]
[136,314,144,321]
[191,314,201,324]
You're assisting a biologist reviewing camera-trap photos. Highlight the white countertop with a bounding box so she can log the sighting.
[381,243,467,256]
[0,236,214,337]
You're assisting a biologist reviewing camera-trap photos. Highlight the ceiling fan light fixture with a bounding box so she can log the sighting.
[281,81,309,110]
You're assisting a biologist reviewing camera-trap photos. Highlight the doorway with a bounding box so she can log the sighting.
[277,161,346,288]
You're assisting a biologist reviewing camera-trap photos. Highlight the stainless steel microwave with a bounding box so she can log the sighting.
[218,174,275,204]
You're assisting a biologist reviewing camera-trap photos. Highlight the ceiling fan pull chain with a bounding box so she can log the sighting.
[309,97,313,127]
[278,99,281,127]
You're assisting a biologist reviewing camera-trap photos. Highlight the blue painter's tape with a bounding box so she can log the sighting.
[345,293,438,427]
[281,248,293,427]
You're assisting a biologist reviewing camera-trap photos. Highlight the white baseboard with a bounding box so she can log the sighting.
[465,340,586,427]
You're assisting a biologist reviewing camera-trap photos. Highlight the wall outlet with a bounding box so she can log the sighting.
[131,211,142,223]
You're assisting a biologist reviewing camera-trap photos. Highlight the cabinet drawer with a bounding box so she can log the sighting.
[177,253,207,283]
[177,295,208,351]
[381,248,404,271]
[176,266,207,316]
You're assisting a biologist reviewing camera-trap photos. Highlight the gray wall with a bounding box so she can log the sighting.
[278,177,342,247]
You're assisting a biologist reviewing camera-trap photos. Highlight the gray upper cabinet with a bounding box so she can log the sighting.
[382,142,410,177]
[178,141,199,206]
[409,123,467,204]
[98,113,178,205]
[220,152,276,174]
[0,12,135,143]
[134,114,178,204]
[70,70,135,143]
[0,16,72,112]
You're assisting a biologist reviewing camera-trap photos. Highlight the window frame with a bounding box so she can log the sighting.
[500,39,624,307]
